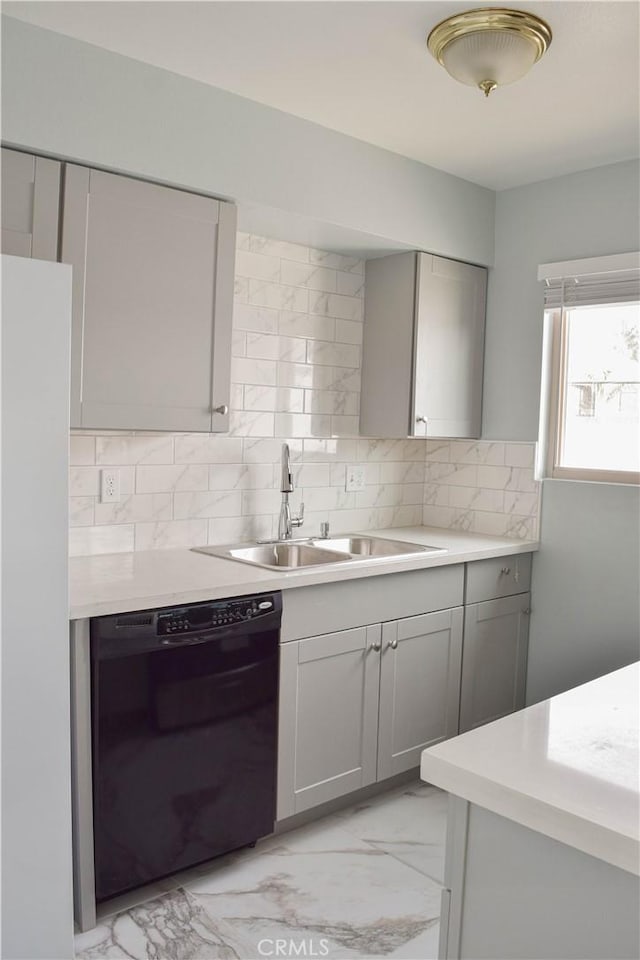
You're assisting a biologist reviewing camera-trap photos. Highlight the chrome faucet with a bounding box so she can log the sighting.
[278,443,304,540]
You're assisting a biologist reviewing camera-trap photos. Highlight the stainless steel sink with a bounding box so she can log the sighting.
[308,535,445,558]
[194,541,352,571]
[194,534,446,571]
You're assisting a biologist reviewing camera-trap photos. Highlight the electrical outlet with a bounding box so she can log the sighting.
[345,464,365,492]
[100,469,121,503]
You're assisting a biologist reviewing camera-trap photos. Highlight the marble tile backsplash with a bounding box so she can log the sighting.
[68,233,540,556]
[423,440,541,540]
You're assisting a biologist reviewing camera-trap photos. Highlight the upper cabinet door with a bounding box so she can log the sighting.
[1,148,60,261]
[360,251,487,439]
[62,165,236,432]
[413,254,487,439]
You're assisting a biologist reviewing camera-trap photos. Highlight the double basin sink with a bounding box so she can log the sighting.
[195,535,445,571]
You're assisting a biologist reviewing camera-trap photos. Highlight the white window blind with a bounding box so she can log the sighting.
[539,252,640,308]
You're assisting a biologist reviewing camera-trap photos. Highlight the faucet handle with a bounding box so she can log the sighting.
[320,521,330,539]
[292,502,304,527]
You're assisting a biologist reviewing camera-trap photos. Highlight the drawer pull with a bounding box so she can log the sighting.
[388,638,398,650]
[370,641,381,652]
[500,566,511,575]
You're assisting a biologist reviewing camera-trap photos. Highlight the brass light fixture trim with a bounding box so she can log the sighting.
[427,7,552,97]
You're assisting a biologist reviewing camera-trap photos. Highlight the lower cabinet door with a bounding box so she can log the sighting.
[459,593,530,734]
[277,625,381,820]
[377,607,463,781]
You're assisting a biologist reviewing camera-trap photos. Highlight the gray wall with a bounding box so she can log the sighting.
[484,161,640,703]
[483,159,640,441]
[527,480,640,704]
[1,256,74,959]
[0,15,494,266]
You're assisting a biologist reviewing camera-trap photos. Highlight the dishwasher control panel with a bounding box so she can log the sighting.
[157,596,276,636]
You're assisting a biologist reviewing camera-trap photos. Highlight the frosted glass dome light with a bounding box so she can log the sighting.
[427,8,552,97]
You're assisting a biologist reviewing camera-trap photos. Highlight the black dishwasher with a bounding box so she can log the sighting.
[90,591,281,902]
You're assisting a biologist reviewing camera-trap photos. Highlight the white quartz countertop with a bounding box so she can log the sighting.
[69,526,537,619]
[421,663,640,875]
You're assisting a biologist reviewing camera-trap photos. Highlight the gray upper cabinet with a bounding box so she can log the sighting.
[360,252,487,439]
[1,148,60,260]
[459,594,530,734]
[62,165,236,431]
[377,608,463,780]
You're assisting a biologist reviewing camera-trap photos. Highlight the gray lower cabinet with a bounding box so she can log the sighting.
[1,147,60,260]
[459,594,530,734]
[277,625,381,820]
[62,164,236,431]
[377,608,464,779]
[277,608,463,820]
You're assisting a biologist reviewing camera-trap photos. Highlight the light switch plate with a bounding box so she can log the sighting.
[345,464,365,492]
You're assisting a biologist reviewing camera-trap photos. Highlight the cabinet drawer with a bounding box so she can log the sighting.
[465,554,532,604]
[281,564,464,642]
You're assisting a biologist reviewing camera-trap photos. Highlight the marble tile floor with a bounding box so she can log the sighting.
[75,780,447,960]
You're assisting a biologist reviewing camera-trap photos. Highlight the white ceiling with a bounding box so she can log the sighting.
[4,1,639,190]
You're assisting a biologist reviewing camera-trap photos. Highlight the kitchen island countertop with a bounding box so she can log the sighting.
[421,661,640,875]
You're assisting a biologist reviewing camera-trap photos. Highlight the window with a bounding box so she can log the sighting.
[540,253,640,484]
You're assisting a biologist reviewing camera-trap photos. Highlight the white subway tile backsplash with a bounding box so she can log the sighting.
[237,233,309,264]
[280,261,337,292]
[335,318,364,345]
[309,292,362,322]
[70,524,134,557]
[423,441,539,541]
[208,463,275,491]
[70,436,96,465]
[173,490,242,519]
[242,489,283,516]
[278,311,335,342]
[274,412,332,438]
[94,493,172,525]
[136,465,208,494]
[231,357,277,386]
[70,497,95,527]
[304,390,359,416]
[69,234,539,556]
[306,340,360,368]
[228,411,275,438]
[208,515,274,545]
[336,271,365,297]
[135,520,208,551]
[276,361,334,390]
[235,250,280,282]
[331,415,361,436]
[233,303,279,334]
[303,438,358,462]
[309,249,363,273]
[249,278,308,313]
[242,385,278,412]
[95,436,174,465]
[174,436,243,464]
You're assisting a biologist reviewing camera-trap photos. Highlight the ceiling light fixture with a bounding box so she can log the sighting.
[427,7,552,97]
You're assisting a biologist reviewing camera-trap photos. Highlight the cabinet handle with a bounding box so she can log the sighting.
[212,404,228,416]
[388,638,398,650]
[500,566,511,575]
[370,641,381,652]
[522,608,531,615]
[415,415,427,424]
